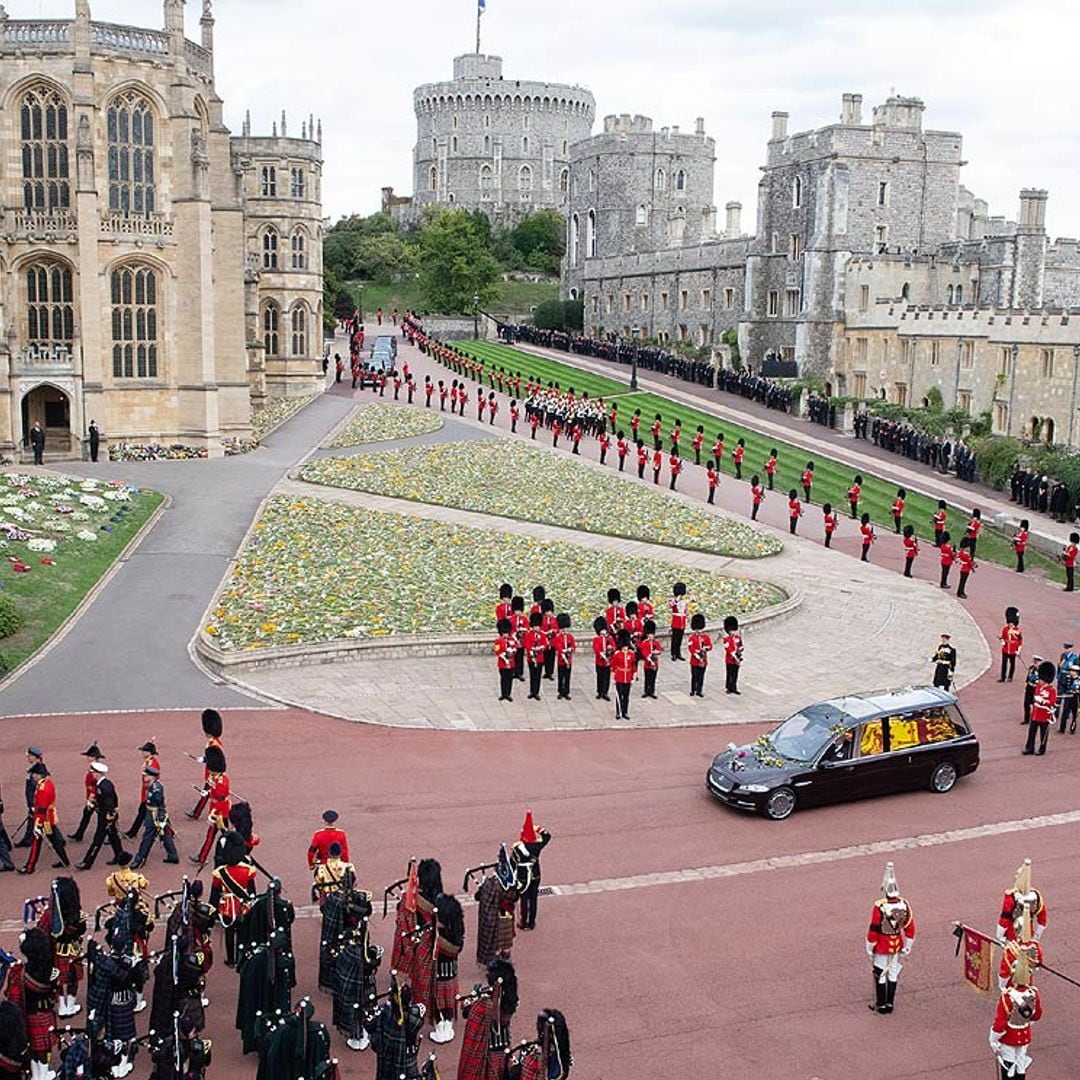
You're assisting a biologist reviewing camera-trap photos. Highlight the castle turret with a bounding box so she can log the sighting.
[1013,188,1048,308]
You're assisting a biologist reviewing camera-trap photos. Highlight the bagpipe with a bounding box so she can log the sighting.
[462,862,498,894]
[507,1015,560,1072]
[382,872,411,919]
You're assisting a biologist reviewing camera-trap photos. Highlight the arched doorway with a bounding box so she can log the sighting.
[1044,417,1055,445]
[21,385,72,454]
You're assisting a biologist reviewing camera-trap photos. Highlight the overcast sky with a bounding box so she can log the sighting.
[23,0,1080,236]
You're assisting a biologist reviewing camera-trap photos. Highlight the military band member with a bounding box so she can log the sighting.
[636,584,654,621]
[495,619,518,702]
[513,813,551,931]
[822,502,837,548]
[332,886,379,1051]
[552,614,576,701]
[989,950,1041,1080]
[523,612,547,701]
[125,741,161,839]
[540,600,558,681]
[209,831,257,968]
[999,607,1023,683]
[668,582,689,662]
[931,634,957,690]
[939,531,955,589]
[5,927,58,1079]
[611,630,637,720]
[997,859,1047,944]
[687,614,712,698]
[508,1009,573,1080]
[474,848,518,967]
[130,766,179,868]
[1022,657,1042,726]
[74,761,125,871]
[1022,662,1057,756]
[638,620,662,699]
[191,746,229,867]
[866,861,915,1014]
[186,709,224,821]
[69,742,105,843]
[370,980,425,1080]
[38,876,85,1019]
[431,893,465,1044]
[1056,643,1080,733]
[411,859,444,1021]
[592,617,614,702]
[19,762,68,875]
[308,808,350,869]
[457,959,518,1080]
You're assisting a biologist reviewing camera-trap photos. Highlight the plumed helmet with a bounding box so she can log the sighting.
[1012,858,1033,894]
[881,861,900,899]
[1011,949,1033,989]
[519,811,538,844]
[203,745,226,774]
[418,858,443,902]
[487,958,519,1016]
[723,615,739,633]
[201,709,223,738]
[1005,606,1020,625]
[1037,661,1057,683]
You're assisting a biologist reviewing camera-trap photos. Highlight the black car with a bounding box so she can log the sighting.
[706,686,979,820]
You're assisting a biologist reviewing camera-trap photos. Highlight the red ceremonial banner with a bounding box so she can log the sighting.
[963,927,995,994]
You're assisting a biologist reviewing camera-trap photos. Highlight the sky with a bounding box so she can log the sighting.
[20,0,1080,236]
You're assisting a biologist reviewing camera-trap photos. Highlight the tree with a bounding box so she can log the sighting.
[532,299,583,332]
[418,209,500,314]
[721,328,741,371]
[510,210,565,274]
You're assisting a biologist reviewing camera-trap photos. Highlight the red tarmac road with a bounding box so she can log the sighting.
[3,339,1080,1077]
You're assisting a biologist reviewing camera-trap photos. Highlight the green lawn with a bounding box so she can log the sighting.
[449,341,1063,582]
[0,479,163,672]
[352,279,559,319]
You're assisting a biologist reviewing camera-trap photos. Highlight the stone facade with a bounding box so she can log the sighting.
[0,0,322,458]
[405,54,594,225]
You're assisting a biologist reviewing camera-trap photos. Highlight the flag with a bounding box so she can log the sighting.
[961,926,995,994]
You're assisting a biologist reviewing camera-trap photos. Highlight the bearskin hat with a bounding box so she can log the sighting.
[532,586,546,604]
[556,613,571,630]
[592,616,607,634]
[203,745,226,774]
[51,877,82,931]
[723,615,739,633]
[625,601,638,617]
[643,619,656,636]
[541,598,555,614]
[529,610,543,627]
[417,859,443,903]
[228,802,253,842]
[896,487,906,498]
[636,584,651,601]
[497,617,512,635]
[487,958,519,1017]
[690,613,706,631]
[435,893,465,949]
[499,583,513,600]
[0,1001,25,1055]
[788,489,798,500]
[201,708,223,738]
[510,596,525,612]
[607,587,621,604]
[617,629,632,648]
[19,928,53,980]
[673,582,687,597]
[1038,660,1057,683]
[1005,606,1020,625]
[537,1008,572,1070]
[903,524,915,538]
[215,830,249,868]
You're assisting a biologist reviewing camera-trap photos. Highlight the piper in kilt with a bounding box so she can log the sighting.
[208,832,257,968]
[149,1010,212,1080]
[390,859,419,985]
[37,876,85,1019]
[333,907,381,1052]
[474,846,518,967]
[0,1000,28,1079]
[317,843,356,992]
[410,859,443,1020]
[4,928,57,1080]
[430,893,465,1044]
[508,1009,573,1080]
[371,979,425,1080]
[457,958,518,1080]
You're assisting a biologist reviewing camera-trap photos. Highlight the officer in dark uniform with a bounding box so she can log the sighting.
[930,634,957,690]
[14,747,45,848]
[75,762,125,871]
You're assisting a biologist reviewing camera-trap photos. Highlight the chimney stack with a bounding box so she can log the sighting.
[1018,188,1048,233]
[841,93,863,125]
[695,116,705,136]
[725,201,742,236]
[771,111,789,140]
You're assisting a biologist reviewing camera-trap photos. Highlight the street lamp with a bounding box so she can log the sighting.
[473,292,480,341]
[630,324,640,390]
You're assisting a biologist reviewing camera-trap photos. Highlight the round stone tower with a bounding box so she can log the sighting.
[412,54,594,223]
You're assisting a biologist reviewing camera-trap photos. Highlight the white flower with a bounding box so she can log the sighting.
[76,530,97,542]
[70,512,90,522]
[79,494,106,510]
[27,538,57,552]
[102,489,130,502]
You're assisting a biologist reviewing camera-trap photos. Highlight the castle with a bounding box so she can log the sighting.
[0,0,323,459]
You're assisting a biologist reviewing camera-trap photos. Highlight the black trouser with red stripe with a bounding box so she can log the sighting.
[23,824,68,873]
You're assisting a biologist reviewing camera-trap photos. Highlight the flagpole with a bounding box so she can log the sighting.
[476,0,481,53]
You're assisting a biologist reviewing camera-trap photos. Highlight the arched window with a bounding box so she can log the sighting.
[675,169,686,191]
[901,282,910,300]
[262,228,279,270]
[1045,417,1056,444]
[290,305,308,356]
[569,213,579,268]
[428,165,438,191]
[518,164,532,191]
[654,167,665,190]
[559,167,569,194]
[110,265,159,378]
[588,167,596,192]
[586,209,596,258]
[290,229,307,270]
[21,85,70,212]
[955,284,963,304]
[522,136,529,155]
[451,135,458,153]
[793,176,803,208]
[946,285,954,304]
[260,165,276,197]
[636,204,648,226]
[25,262,74,350]
[263,301,280,356]
[484,134,491,154]
[107,90,155,215]
[479,165,493,190]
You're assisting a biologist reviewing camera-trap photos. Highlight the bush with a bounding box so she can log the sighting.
[0,593,23,639]
[531,299,583,332]
[969,435,1022,490]
[1028,446,1080,493]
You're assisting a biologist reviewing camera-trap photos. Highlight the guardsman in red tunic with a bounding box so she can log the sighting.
[866,861,915,1015]
[712,433,725,472]
[622,601,644,648]
[966,508,983,556]
[692,425,704,465]
[307,809,350,868]
[20,763,68,874]
[668,582,689,661]
[989,950,1041,1080]
[848,474,862,519]
[1064,531,1079,592]
[670,420,682,453]
[650,415,662,450]
[801,461,814,503]
[539,600,559,680]
[598,430,610,465]
[902,525,919,577]
[668,452,682,491]
[722,615,743,695]
[764,448,778,490]
[999,607,1023,682]
[604,588,625,634]
[860,513,875,562]
[687,613,713,698]
[591,616,615,701]
[787,490,803,535]
[611,630,638,720]
[635,584,654,621]
[1012,519,1029,573]
[956,537,976,598]
[651,447,662,484]
[638,619,663,700]
[69,741,104,843]
[613,431,626,471]
[706,463,719,504]
[495,582,513,626]
[511,597,528,683]
[939,531,955,588]
[209,831,257,968]
[523,612,548,701]
[551,614,576,701]
[932,500,947,547]
[997,859,1048,945]
[125,740,160,839]
[750,475,764,521]
[191,746,229,866]
[636,440,648,479]
[495,618,518,702]
[1023,662,1057,756]
[186,709,224,820]
[891,488,906,533]
[733,438,745,480]
[630,409,641,441]
[998,908,1043,993]
[822,503,838,548]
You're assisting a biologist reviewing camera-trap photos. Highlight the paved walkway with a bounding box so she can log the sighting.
[229,419,990,729]
[0,387,356,715]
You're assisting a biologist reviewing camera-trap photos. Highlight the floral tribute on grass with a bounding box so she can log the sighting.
[205,496,783,650]
[327,403,444,448]
[300,441,782,559]
[251,394,319,441]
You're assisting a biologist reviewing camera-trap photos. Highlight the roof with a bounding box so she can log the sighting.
[820,685,956,721]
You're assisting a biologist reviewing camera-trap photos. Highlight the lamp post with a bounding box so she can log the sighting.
[473,292,479,341]
[356,282,364,322]
[630,324,640,390]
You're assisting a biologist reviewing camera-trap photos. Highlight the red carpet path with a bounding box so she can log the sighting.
[2,335,1080,1077]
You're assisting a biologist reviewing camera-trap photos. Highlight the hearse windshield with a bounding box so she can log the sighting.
[769,703,853,763]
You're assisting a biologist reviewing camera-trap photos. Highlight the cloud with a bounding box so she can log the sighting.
[20,0,1080,237]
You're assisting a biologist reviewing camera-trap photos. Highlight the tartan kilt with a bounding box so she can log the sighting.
[56,955,83,994]
[495,912,515,956]
[434,974,458,1019]
[107,994,137,1042]
[26,1010,55,1055]
[390,903,415,981]
[409,942,435,1015]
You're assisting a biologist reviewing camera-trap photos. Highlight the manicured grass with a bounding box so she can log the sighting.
[206,495,782,650]
[353,279,559,319]
[301,441,782,559]
[449,341,1063,581]
[0,481,163,671]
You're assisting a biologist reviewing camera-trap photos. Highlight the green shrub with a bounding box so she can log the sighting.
[0,593,24,639]
[969,435,1022,489]
[1028,446,1080,492]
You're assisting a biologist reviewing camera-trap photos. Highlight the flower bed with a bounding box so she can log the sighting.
[109,442,207,462]
[300,441,782,559]
[327,403,444,448]
[206,495,782,650]
[251,394,319,441]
